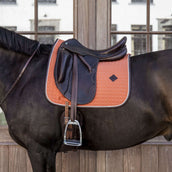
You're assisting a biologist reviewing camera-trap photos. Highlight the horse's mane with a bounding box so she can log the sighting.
[0,27,39,56]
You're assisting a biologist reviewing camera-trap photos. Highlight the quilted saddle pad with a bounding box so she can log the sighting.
[46,39,130,108]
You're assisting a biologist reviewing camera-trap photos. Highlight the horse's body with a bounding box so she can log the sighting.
[0,28,172,172]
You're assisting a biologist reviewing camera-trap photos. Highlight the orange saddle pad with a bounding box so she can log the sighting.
[46,39,130,108]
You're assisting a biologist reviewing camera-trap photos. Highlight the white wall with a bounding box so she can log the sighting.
[0,0,172,49]
[0,0,73,40]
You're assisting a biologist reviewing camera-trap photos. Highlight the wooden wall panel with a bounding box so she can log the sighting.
[62,151,80,172]
[56,152,62,172]
[9,146,27,172]
[1,141,172,172]
[87,151,97,172]
[106,150,124,172]
[79,150,96,172]
[79,151,88,172]
[159,146,172,172]
[77,0,89,45]
[0,146,9,172]
[123,146,141,172]
[96,0,111,49]
[26,153,33,172]
[88,0,96,49]
[75,0,96,48]
[141,145,158,172]
[97,151,106,172]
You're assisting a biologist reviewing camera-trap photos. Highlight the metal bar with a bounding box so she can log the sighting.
[19,30,172,35]
[34,0,38,40]
[146,0,150,52]
[108,0,111,47]
[16,31,74,35]
[110,31,172,34]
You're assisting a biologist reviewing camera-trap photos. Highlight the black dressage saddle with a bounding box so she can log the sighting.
[54,37,127,146]
[54,37,127,104]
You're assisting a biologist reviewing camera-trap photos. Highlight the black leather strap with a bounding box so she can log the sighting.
[70,54,78,121]
[0,44,40,106]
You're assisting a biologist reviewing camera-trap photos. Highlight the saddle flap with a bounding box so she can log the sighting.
[54,44,99,104]
[55,49,73,83]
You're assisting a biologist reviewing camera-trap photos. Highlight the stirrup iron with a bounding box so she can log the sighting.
[64,119,82,146]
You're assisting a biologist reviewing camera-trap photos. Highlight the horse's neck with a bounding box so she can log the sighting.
[0,48,27,97]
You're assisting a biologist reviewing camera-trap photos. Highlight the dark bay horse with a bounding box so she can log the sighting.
[0,27,172,172]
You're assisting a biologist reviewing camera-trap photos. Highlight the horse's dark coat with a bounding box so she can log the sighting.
[0,27,172,172]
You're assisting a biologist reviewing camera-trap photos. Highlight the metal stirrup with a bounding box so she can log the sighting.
[64,120,82,146]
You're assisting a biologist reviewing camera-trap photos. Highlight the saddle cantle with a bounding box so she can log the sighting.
[54,37,127,105]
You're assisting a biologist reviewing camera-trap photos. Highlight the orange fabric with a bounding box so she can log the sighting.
[46,39,130,107]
